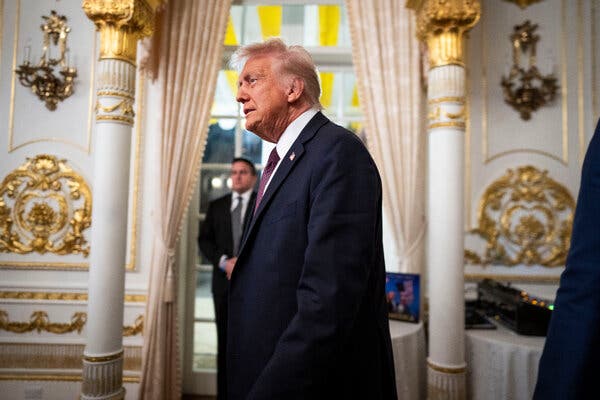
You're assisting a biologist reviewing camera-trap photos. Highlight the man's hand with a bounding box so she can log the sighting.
[225,257,237,280]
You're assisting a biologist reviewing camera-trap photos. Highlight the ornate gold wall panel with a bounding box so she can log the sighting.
[0,155,92,256]
[465,165,574,267]
[0,310,143,336]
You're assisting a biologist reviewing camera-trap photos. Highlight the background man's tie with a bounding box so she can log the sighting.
[231,195,243,255]
[254,148,280,212]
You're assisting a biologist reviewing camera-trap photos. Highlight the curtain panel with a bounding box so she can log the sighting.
[345,0,426,274]
[138,0,232,398]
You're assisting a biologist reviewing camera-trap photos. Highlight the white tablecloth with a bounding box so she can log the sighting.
[465,325,546,400]
[389,320,426,400]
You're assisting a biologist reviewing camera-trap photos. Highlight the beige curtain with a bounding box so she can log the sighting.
[139,0,231,398]
[346,0,425,274]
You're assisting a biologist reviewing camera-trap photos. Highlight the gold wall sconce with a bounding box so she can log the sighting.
[500,20,558,120]
[14,11,77,111]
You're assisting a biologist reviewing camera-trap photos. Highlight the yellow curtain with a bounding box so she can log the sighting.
[257,6,282,39]
[318,5,340,109]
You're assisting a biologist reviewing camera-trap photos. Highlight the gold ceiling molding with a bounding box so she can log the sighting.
[0,155,92,257]
[408,0,481,68]
[0,310,144,336]
[465,165,574,267]
[0,310,86,334]
[82,0,158,65]
[502,0,544,9]
[0,291,146,303]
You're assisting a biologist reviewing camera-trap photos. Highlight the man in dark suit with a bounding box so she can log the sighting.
[198,157,257,400]
[226,38,397,399]
[534,118,600,399]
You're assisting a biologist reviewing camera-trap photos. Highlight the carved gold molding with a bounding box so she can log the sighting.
[82,0,157,64]
[95,98,135,124]
[408,0,481,68]
[0,310,86,334]
[0,155,92,257]
[122,314,143,336]
[0,291,146,303]
[0,310,144,336]
[465,166,574,267]
[503,0,543,9]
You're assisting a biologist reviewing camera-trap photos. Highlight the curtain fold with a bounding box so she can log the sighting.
[345,0,425,274]
[138,0,231,398]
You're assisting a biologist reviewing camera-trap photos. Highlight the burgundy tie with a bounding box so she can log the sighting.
[255,148,280,211]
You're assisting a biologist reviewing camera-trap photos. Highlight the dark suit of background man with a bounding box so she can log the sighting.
[534,118,600,400]
[198,157,257,400]
[225,38,397,400]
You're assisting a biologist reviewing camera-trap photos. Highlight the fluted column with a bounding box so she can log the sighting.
[81,1,157,399]
[408,1,480,399]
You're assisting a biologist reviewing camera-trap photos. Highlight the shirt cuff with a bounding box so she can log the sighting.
[218,255,228,271]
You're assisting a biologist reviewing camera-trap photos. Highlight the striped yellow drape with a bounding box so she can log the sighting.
[224,15,237,45]
[318,5,340,109]
[257,6,282,39]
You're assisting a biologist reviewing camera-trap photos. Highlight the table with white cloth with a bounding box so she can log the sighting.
[389,320,426,400]
[465,325,546,400]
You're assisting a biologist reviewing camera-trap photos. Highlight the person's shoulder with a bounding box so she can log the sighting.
[209,193,232,207]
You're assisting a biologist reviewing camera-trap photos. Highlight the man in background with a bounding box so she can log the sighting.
[226,38,397,399]
[533,118,600,399]
[198,157,256,400]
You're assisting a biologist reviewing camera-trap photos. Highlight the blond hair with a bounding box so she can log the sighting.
[230,38,322,109]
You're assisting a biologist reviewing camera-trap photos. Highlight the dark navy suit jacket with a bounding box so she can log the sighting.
[226,112,397,399]
[534,119,600,399]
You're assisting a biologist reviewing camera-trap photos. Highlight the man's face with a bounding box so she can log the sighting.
[230,161,256,194]
[236,55,290,143]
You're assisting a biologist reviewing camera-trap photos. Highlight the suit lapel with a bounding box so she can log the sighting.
[237,112,329,256]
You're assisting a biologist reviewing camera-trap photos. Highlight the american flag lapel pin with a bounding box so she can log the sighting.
[289,152,295,161]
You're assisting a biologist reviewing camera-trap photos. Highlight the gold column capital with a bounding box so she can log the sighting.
[408,0,481,68]
[82,0,159,64]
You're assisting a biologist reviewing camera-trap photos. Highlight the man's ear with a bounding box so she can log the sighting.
[286,77,305,103]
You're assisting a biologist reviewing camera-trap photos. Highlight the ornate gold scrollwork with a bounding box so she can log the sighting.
[0,155,92,256]
[0,310,86,334]
[0,311,144,336]
[465,166,574,267]
[122,315,143,336]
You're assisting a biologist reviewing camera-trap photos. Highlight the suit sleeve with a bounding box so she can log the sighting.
[198,201,222,267]
[534,120,600,399]
[247,135,383,399]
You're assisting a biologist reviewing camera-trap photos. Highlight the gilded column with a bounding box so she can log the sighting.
[408,1,480,399]
[81,1,157,399]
